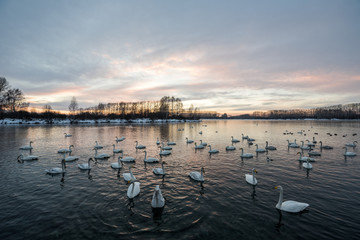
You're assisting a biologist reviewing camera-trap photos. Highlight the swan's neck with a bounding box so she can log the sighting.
[144,151,147,160]
[94,149,98,156]
[241,148,244,154]
[266,142,268,147]
[130,168,135,179]
[118,157,122,166]
[88,159,91,167]
[29,142,32,147]
[276,188,283,208]
[200,169,203,179]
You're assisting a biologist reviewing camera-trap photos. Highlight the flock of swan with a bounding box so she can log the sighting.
[17,129,358,214]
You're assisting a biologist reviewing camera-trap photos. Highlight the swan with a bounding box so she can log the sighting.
[156,137,160,145]
[189,167,205,182]
[78,158,94,170]
[94,141,103,149]
[240,148,253,158]
[265,141,277,150]
[242,134,249,139]
[344,147,357,156]
[186,137,194,144]
[208,145,219,154]
[112,144,123,153]
[64,133,72,137]
[319,141,333,150]
[245,168,258,185]
[153,161,166,175]
[194,142,205,149]
[287,140,299,148]
[19,141,33,150]
[231,136,240,143]
[306,140,315,147]
[144,150,159,163]
[115,136,125,142]
[312,136,317,144]
[345,141,357,148]
[199,131,203,135]
[119,153,136,162]
[45,159,66,174]
[135,141,146,149]
[255,144,266,153]
[226,144,236,151]
[297,152,316,162]
[93,148,111,159]
[200,140,207,146]
[62,152,79,162]
[151,185,165,208]
[167,141,176,145]
[111,155,123,169]
[161,142,172,150]
[308,149,321,156]
[274,185,309,213]
[248,137,255,142]
[123,165,136,181]
[300,141,310,150]
[302,159,312,169]
[159,147,171,156]
[17,154,39,162]
[58,145,73,153]
[127,180,141,199]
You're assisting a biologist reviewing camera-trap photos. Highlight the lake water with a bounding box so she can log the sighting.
[0,120,359,240]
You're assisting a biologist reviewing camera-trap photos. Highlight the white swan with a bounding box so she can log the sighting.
[93,148,111,159]
[144,150,159,163]
[17,154,38,162]
[242,134,249,139]
[275,185,309,213]
[186,137,194,144]
[231,136,240,143]
[111,156,123,169]
[119,152,136,162]
[94,141,103,149]
[156,137,160,145]
[151,185,165,208]
[300,141,310,150]
[19,141,33,150]
[319,141,333,150]
[345,141,357,148]
[58,145,74,153]
[189,167,205,182]
[63,152,79,162]
[78,158,94,170]
[226,143,236,151]
[344,147,357,156]
[112,144,123,153]
[167,141,176,145]
[208,145,219,154]
[265,141,277,150]
[312,136,317,144]
[123,165,136,181]
[161,142,172,150]
[45,159,66,174]
[200,140,207,146]
[306,140,315,147]
[302,159,313,169]
[135,141,146,149]
[64,133,72,137]
[308,149,321,156]
[287,140,299,148]
[297,152,316,162]
[245,168,258,185]
[127,180,140,199]
[194,142,205,149]
[255,144,266,153]
[153,162,166,175]
[159,147,171,156]
[115,136,125,142]
[240,148,253,158]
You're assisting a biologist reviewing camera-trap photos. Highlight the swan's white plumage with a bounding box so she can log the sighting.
[127,181,140,199]
[189,167,205,182]
[275,185,309,213]
[151,185,165,208]
[245,168,257,185]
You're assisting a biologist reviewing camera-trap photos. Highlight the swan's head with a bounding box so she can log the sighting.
[162,161,167,165]
[201,167,205,173]
[252,168,257,173]
[297,152,301,155]
[274,185,283,190]
[118,156,123,160]
[70,145,74,147]
[88,158,94,162]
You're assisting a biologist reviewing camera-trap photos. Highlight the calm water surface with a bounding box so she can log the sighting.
[0,120,360,240]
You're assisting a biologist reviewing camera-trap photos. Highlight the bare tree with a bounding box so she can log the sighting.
[3,88,27,112]
[68,96,78,113]
[0,77,9,110]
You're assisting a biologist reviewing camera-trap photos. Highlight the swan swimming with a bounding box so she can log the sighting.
[242,134,249,139]
[255,144,266,153]
[161,142,172,150]
[208,145,219,154]
[153,161,166,175]
[45,158,66,174]
[159,147,171,156]
[63,152,79,162]
[115,136,125,142]
[265,141,277,150]
[64,133,72,137]
[167,141,176,145]
[186,137,194,144]
[194,142,205,149]
[308,149,321,156]
[93,148,111,159]
[144,150,159,163]
[151,185,165,208]
[189,167,205,182]
[345,141,357,148]
[19,141,33,150]
[17,154,39,162]
[300,141,310,150]
[297,152,316,162]
[245,168,258,185]
[275,185,309,213]
[112,144,123,153]
[200,140,207,146]
[343,147,357,156]
[127,180,140,199]
[240,148,253,158]
[135,141,146,149]
[78,158,94,170]
[231,136,240,143]
[156,137,160,145]
[302,159,313,169]
[123,165,136,181]
[58,145,74,153]
[226,143,236,151]
[94,141,103,149]
[119,152,136,162]
[111,156,123,169]
[319,141,333,150]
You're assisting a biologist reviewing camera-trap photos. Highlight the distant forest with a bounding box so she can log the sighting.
[1,77,359,120]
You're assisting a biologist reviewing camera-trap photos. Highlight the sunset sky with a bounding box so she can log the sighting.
[0,0,359,115]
